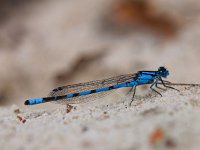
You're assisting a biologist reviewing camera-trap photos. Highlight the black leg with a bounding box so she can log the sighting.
[150,82,162,97]
[160,77,179,92]
[127,86,134,94]
[157,80,171,85]
[129,86,136,106]
[162,80,171,84]
[155,83,166,91]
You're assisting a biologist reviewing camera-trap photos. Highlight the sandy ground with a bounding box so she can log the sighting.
[1,0,200,150]
[1,85,200,150]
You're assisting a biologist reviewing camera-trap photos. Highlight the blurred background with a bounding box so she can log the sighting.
[0,0,200,107]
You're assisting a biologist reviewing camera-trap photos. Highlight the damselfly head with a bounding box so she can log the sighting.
[158,66,169,78]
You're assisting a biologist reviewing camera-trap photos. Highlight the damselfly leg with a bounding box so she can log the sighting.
[150,79,162,97]
[159,77,179,92]
[128,86,136,106]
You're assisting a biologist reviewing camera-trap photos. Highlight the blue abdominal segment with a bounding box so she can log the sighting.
[25,98,44,105]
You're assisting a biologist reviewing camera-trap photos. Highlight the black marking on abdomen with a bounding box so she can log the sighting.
[43,95,66,102]
[91,90,96,93]
[108,86,114,90]
[73,93,79,97]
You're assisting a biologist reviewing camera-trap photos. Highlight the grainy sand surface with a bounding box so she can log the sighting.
[1,85,200,150]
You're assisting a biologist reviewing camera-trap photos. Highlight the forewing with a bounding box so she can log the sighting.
[48,74,136,104]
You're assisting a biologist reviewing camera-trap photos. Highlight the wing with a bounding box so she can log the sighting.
[48,74,136,104]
